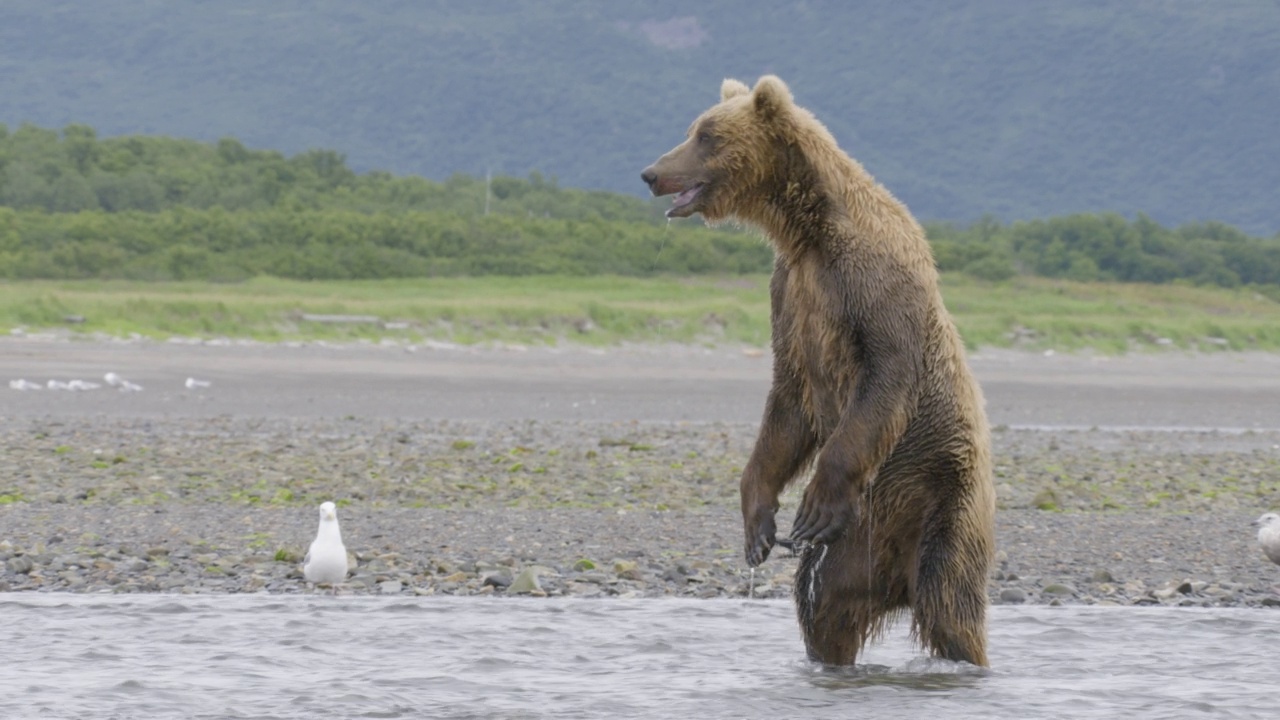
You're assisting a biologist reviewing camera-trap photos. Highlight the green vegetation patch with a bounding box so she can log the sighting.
[3,273,1278,352]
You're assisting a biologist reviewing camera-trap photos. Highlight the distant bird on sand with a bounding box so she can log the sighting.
[1254,513,1280,565]
[304,501,350,585]
[104,372,143,391]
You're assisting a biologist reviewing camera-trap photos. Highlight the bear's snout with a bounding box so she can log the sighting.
[640,167,659,191]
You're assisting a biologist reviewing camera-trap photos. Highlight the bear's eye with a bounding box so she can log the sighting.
[697,132,714,146]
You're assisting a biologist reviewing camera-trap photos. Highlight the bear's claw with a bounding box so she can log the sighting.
[791,497,854,545]
[746,537,772,567]
[743,501,778,567]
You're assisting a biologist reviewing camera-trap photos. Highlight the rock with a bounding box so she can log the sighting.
[378,580,403,594]
[6,556,34,575]
[1091,569,1114,583]
[572,559,596,571]
[1175,580,1208,595]
[566,582,602,597]
[482,571,512,589]
[998,587,1027,604]
[1152,586,1179,600]
[613,560,643,581]
[440,571,469,583]
[507,567,542,595]
[1121,581,1146,595]
[1042,583,1077,596]
[1204,585,1233,599]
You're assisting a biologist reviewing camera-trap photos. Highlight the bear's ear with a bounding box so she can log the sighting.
[752,75,793,120]
[720,78,750,102]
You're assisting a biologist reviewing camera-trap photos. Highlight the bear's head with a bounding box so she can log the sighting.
[641,75,799,223]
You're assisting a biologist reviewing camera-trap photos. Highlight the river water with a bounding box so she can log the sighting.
[2,595,1274,719]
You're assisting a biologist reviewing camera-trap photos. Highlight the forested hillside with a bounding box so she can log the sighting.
[1,2,1277,233]
[1,124,1277,295]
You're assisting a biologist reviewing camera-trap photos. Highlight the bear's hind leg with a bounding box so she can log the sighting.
[793,539,904,666]
[912,507,991,666]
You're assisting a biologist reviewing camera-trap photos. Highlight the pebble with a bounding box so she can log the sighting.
[1042,583,1077,596]
[482,571,512,589]
[999,588,1027,604]
[507,567,543,595]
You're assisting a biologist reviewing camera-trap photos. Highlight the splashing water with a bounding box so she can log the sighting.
[808,543,829,613]
[653,217,673,268]
[749,567,756,600]
[796,541,829,632]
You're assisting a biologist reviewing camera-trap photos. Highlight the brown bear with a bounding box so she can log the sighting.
[642,76,995,667]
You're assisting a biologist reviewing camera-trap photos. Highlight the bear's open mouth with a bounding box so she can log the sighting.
[666,183,704,217]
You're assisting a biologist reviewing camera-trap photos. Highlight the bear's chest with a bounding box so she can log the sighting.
[776,257,859,437]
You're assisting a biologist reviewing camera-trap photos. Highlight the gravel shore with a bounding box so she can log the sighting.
[3,415,1279,607]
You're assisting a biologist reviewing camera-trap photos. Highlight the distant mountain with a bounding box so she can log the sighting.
[2,1,1278,233]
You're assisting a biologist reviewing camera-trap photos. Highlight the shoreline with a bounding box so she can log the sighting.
[3,504,1278,608]
[2,414,1279,607]
[3,339,1279,606]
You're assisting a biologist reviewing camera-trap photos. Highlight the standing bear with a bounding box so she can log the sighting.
[642,76,995,666]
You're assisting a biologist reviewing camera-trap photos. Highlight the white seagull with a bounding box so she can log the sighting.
[1254,513,1280,566]
[303,501,350,586]
[104,372,142,391]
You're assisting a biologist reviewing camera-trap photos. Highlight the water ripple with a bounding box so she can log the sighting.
[1,595,1278,719]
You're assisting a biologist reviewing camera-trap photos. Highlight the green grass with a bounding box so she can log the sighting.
[942,274,1280,352]
[2,274,1279,352]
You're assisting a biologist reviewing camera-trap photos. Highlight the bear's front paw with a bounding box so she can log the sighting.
[743,507,777,567]
[790,484,855,545]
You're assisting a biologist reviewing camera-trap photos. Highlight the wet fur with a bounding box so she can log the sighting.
[644,76,995,666]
